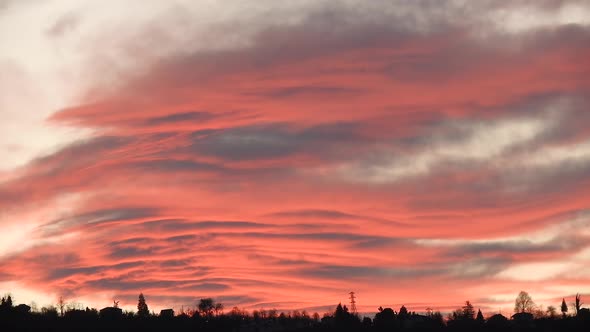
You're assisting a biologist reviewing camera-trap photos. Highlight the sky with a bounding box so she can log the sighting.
[1,0,590,315]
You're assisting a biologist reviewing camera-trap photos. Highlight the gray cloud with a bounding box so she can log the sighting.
[444,236,587,258]
[191,122,364,161]
[266,209,410,228]
[40,207,158,234]
[86,278,179,291]
[108,246,162,259]
[258,86,364,99]
[300,257,511,281]
[48,261,144,280]
[127,159,224,173]
[46,12,79,37]
[143,111,218,126]
[268,209,362,219]
[142,219,269,232]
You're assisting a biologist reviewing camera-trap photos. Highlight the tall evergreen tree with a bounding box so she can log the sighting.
[137,293,149,318]
[561,298,568,318]
[334,303,346,320]
[476,309,484,323]
[462,301,475,319]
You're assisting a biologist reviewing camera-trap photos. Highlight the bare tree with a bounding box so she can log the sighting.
[214,302,224,316]
[546,305,557,318]
[514,291,535,313]
[574,293,583,316]
[57,296,66,317]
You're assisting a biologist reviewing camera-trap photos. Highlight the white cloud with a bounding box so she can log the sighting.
[497,262,572,281]
[0,193,85,258]
[490,1,590,34]
[339,115,551,183]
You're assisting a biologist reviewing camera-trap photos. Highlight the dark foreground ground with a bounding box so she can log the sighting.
[1,308,590,332]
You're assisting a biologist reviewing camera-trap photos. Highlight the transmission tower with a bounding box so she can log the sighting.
[349,292,357,314]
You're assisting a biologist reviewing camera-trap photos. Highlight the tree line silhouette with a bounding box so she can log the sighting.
[0,291,589,331]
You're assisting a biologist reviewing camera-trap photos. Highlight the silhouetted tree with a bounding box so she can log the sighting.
[0,295,12,315]
[1,287,589,332]
[198,298,215,317]
[461,301,475,319]
[57,296,66,317]
[214,302,224,316]
[313,312,320,322]
[547,305,558,318]
[431,311,444,326]
[487,313,509,329]
[450,309,462,321]
[514,291,535,313]
[533,306,547,319]
[398,305,409,319]
[575,293,583,315]
[334,303,346,320]
[41,305,58,318]
[137,293,149,318]
[561,298,568,318]
[374,307,396,330]
[476,309,484,323]
[3,295,13,307]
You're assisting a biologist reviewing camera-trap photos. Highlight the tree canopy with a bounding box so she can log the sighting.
[137,293,149,318]
[514,291,535,313]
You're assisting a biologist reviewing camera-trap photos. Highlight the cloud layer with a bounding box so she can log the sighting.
[1,0,590,314]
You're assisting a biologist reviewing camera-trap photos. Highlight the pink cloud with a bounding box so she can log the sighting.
[1,2,590,315]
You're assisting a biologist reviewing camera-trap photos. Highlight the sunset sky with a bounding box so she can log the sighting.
[1,0,590,315]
